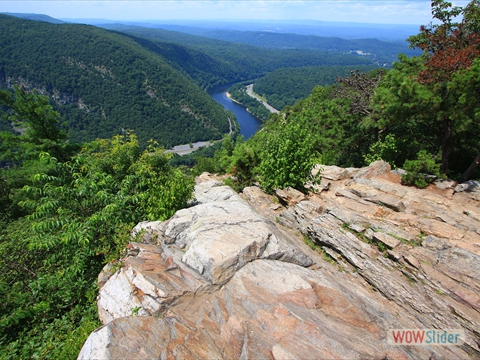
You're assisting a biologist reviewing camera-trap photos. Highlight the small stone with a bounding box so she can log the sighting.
[388,249,403,262]
[319,165,350,181]
[372,232,401,249]
[404,254,420,269]
[275,187,307,206]
[348,223,366,233]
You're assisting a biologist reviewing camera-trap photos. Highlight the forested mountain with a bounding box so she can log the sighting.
[0,15,230,147]
[252,65,378,109]
[91,19,420,41]
[102,24,378,89]
[1,12,66,24]
[203,0,480,192]
[107,24,420,66]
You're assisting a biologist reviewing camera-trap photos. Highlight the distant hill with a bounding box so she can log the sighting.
[103,24,379,89]
[1,12,66,24]
[103,24,420,67]
[0,14,230,147]
[252,65,380,110]
[68,19,420,41]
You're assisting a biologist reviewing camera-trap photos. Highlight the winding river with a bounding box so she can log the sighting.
[208,82,263,139]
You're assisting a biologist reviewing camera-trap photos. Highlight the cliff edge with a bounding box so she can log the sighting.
[78,161,480,359]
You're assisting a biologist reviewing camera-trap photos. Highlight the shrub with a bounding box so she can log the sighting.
[256,121,320,193]
[401,150,444,188]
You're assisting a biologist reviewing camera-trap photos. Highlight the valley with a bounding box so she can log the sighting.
[1,3,479,358]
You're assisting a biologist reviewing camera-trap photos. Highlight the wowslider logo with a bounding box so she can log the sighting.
[388,329,465,345]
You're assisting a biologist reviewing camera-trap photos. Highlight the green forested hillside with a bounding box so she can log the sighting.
[0,15,230,147]
[0,85,196,358]
[181,29,419,61]
[204,0,480,191]
[111,25,420,65]
[252,65,378,109]
[1,12,66,24]
[102,24,377,89]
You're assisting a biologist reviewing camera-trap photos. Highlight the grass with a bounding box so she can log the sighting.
[435,288,446,296]
[341,222,389,256]
[302,234,337,266]
[388,232,423,247]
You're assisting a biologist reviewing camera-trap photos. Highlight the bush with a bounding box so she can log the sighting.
[363,134,398,166]
[401,150,444,188]
[256,121,320,193]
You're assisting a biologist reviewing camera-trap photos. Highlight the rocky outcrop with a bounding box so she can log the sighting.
[79,163,480,359]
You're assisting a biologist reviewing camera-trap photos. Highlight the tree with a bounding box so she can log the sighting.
[407,0,480,175]
[0,85,73,222]
[0,85,66,146]
[334,69,384,118]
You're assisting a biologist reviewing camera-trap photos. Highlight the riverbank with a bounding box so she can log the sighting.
[245,84,280,114]
[165,141,215,156]
[226,91,265,122]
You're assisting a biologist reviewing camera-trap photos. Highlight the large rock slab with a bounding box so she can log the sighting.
[354,160,391,179]
[96,180,313,324]
[163,194,313,285]
[97,242,210,324]
[80,259,468,360]
[80,167,480,359]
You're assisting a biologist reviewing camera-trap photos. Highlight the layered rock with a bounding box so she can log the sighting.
[79,163,480,359]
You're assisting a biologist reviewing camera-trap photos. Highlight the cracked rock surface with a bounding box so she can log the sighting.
[79,164,479,359]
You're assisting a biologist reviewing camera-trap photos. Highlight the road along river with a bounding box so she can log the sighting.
[208,82,263,140]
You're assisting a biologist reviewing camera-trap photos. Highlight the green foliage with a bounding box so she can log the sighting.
[227,137,261,191]
[364,134,398,166]
[0,132,193,358]
[103,24,379,90]
[0,85,70,162]
[401,150,444,188]
[228,82,272,121]
[256,120,320,193]
[0,85,65,142]
[253,65,377,110]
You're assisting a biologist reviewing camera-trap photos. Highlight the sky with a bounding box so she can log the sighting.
[0,0,471,25]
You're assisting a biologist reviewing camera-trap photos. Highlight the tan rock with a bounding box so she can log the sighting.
[80,164,480,359]
[274,187,306,206]
[373,232,401,249]
[354,160,391,179]
[318,165,350,181]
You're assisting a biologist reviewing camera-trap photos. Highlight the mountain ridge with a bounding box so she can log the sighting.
[0,14,231,147]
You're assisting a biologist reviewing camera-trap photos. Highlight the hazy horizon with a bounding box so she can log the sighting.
[1,0,470,26]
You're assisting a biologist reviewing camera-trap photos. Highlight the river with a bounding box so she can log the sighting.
[208,82,263,139]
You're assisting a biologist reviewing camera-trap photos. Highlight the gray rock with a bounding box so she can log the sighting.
[164,198,312,285]
[455,180,480,193]
[434,178,456,190]
[131,220,164,244]
[364,194,406,212]
[81,259,470,360]
[275,187,306,206]
[80,165,480,359]
[97,243,209,324]
[194,180,242,204]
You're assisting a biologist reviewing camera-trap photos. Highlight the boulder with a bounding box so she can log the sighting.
[81,258,469,360]
[274,187,306,206]
[318,165,350,181]
[372,232,401,249]
[354,160,391,179]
